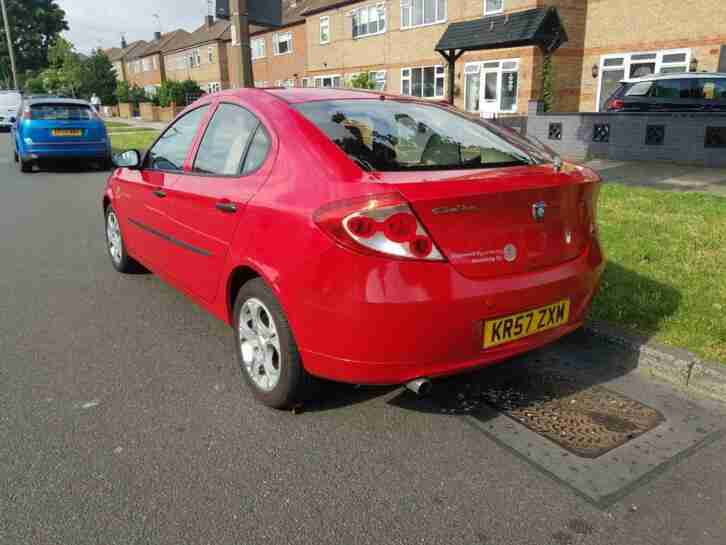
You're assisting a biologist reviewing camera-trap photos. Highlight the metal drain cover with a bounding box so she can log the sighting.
[479,370,665,458]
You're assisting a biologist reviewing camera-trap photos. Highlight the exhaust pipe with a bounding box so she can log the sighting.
[406,378,432,397]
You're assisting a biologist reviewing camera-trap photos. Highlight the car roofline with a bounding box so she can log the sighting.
[620,72,726,84]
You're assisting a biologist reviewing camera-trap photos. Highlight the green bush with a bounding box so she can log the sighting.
[116,81,130,103]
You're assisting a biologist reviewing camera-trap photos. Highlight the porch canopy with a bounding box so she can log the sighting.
[435,7,568,105]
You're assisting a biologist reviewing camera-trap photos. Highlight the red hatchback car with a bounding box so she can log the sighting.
[104,88,605,408]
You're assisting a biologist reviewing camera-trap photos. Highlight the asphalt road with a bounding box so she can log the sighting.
[1,133,725,545]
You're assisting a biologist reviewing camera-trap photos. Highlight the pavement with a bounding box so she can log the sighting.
[1,132,725,545]
[584,158,726,196]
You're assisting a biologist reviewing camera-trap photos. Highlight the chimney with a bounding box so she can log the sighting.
[121,35,128,49]
[154,31,162,41]
[205,15,215,27]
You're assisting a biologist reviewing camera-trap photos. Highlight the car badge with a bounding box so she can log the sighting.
[503,244,517,262]
[532,202,546,222]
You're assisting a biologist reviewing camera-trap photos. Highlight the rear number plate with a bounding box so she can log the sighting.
[484,300,570,349]
[52,129,82,137]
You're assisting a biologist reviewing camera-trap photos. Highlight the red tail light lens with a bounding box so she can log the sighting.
[314,194,445,261]
[607,99,624,111]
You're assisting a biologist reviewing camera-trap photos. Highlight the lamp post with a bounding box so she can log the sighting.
[0,0,18,90]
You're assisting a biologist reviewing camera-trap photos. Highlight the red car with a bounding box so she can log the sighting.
[104,88,605,409]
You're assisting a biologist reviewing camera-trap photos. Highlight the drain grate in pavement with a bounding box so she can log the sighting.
[479,369,665,458]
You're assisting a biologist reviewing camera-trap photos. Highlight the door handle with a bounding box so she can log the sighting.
[153,188,166,198]
[215,201,237,213]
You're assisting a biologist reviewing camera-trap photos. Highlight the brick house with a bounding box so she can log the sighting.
[105,40,148,83]
[164,16,233,93]
[125,30,190,95]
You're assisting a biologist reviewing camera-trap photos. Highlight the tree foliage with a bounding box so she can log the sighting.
[36,37,82,97]
[156,79,204,108]
[542,54,554,113]
[0,0,68,84]
[349,72,375,90]
[79,50,118,105]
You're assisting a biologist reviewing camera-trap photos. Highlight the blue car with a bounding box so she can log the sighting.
[13,98,112,173]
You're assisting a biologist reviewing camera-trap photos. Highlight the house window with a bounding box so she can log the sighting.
[597,49,690,110]
[273,32,293,55]
[189,48,201,68]
[251,38,266,60]
[284,79,295,88]
[314,75,342,88]
[152,55,158,70]
[484,0,504,15]
[176,55,187,70]
[370,71,386,91]
[464,59,519,114]
[320,16,330,44]
[301,78,311,88]
[142,57,152,72]
[208,46,214,64]
[401,66,445,98]
[207,82,222,93]
[401,0,446,29]
[352,4,386,39]
[255,81,269,88]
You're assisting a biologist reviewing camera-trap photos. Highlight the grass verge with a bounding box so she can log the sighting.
[593,183,726,362]
[110,131,159,154]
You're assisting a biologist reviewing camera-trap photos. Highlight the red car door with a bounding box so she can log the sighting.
[118,105,210,272]
[163,101,273,303]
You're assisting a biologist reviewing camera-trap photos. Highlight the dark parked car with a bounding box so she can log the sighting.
[604,73,726,112]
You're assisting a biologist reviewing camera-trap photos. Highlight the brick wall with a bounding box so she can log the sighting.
[126,54,164,89]
[241,22,308,87]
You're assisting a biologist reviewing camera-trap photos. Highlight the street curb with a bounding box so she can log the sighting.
[584,320,726,402]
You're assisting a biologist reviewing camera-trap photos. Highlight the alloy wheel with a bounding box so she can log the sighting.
[238,298,282,392]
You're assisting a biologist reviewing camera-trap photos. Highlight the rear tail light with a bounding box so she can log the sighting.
[314,194,445,261]
[607,98,624,111]
[21,107,31,121]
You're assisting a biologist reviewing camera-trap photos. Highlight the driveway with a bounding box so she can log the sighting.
[1,133,725,545]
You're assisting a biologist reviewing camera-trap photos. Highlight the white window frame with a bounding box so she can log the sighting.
[189,48,201,68]
[255,81,269,88]
[314,74,343,88]
[251,37,266,60]
[207,82,222,93]
[463,58,520,114]
[320,16,331,44]
[484,0,504,15]
[596,48,691,111]
[273,31,293,56]
[401,0,447,30]
[152,55,158,70]
[351,3,387,39]
[401,65,445,99]
[301,77,311,88]
[208,46,214,64]
[142,57,152,72]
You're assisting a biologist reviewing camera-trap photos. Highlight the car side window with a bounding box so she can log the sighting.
[653,79,693,99]
[147,106,209,171]
[242,125,271,174]
[695,79,726,101]
[193,103,261,176]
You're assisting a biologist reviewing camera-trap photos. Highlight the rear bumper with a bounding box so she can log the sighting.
[295,240,605,385]
[20,143,109,160]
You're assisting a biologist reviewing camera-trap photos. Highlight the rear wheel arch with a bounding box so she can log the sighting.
[227,265,263,324]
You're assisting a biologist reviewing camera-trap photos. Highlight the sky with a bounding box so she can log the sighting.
[58,0,215,53]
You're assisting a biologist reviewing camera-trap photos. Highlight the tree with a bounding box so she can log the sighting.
[0,0,68,79]
[349,73,375,90]
[39,37,82,97]
[79,50,118,105]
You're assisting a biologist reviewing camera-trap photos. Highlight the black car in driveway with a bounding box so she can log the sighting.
[604,72,726,112]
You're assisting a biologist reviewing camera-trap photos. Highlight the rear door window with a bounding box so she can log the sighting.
[625,81,655,97]
[652,79,693,99]
[146,105,209,172]
[30,104,94,120]
[192,103,261,176]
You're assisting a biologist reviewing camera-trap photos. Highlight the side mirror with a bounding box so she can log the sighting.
[113,149,141,169]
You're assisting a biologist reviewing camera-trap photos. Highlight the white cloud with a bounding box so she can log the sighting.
[58,0,212,52]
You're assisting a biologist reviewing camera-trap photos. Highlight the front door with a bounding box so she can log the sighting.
[122,105,210,270]
[163,102,273,303]
[480,69,500,118]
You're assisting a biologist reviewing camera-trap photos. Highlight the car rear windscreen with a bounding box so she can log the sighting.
[294,100,535,172]
[30,104,94,121]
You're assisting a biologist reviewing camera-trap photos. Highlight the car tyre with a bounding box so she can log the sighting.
[19,157,32,173]
[105,206,143,273]
[234,278,316,409]
[13,150,18,163]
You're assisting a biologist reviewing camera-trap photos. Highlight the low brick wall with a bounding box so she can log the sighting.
[526,109,726,167]
[118,103,133,119]
[157,106,185,123]
[139,102,160,122]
